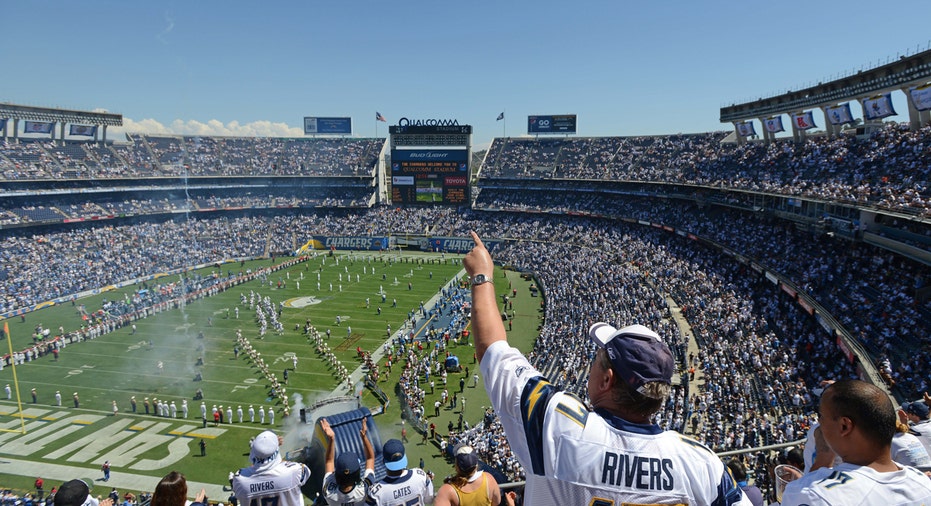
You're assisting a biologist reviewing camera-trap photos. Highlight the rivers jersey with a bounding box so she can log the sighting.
[365,468,434,506]
[232,460,310,506]
[781,462,931,506]
[480,340,751,506]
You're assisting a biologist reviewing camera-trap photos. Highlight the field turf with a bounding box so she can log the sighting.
[0,251,542,497]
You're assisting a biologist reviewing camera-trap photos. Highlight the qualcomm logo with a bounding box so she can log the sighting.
[398,117,460,127]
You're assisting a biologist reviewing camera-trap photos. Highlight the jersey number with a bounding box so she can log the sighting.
[817,470,853,489]
[249,497,279,506]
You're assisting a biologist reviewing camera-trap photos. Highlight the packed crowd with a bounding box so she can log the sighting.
[481,123,931,215]
[3,201,928,401]
[0,135,383,179]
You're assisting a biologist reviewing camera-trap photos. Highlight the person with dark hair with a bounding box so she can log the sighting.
[785,448,805,471]
[463,232,750,506]
[726,460,763,506]
[321,417,375,505]
[782,380,931,505]
[151,471,206,506]
[54,479,111,506]
[434,445,502,506]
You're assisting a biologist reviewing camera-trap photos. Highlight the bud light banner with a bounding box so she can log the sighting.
[863,94,896,120]
[826,103,854,125]
[422,236,502,253]
[528,114,577,134]
[307,236,390,251]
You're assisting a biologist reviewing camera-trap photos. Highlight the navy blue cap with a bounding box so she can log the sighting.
[589,323,674,398]
[382,439,407,471]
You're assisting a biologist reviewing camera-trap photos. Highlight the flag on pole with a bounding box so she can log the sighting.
[496,112,504,121]
[376,112,387,122]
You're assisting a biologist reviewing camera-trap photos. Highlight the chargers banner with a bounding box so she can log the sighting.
[826,103,854,125]
[909,84,931,111]
[69,124,97,136]
[863,94,896,120]
[422,236,502,253]
[304,236,389,251]
[24,121,54,134]
[791,111,816,130]
[736,121,755,137]
[764,116,785,133]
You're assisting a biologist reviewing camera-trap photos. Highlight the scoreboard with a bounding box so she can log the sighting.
[528,114,577,134]
[390,149,469,205]
[389,122,471,206]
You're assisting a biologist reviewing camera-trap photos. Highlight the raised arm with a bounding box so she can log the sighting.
[462,231,508,363]
[321,418,336,474]
[361,420,375,471]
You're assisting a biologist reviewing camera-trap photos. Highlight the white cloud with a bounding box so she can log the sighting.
[109,117,304,139]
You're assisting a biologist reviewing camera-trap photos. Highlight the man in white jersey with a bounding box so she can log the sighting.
[321,418,375,505]
[782,380,931,506]
[232,430,310,506]
[463,232,750,506]
[366,439,433,506]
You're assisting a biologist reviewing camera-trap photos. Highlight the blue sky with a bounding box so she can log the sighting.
[2,1,929,148]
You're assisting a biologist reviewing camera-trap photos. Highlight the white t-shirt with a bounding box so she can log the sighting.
[480,341,752,506]
[909,419,931,456]
[323,468,374,506]
[232,459,311,506]
[781,462,931,506]
[365,468,433,506]
[891,432,931,468]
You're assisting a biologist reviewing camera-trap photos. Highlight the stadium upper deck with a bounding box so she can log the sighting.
[479,124,931,217]
[0,134,384,179]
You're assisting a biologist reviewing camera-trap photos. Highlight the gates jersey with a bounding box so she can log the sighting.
[480,341,751,506]
[365,468,434,506]
[781,462,931,506]
[232,459,311,506]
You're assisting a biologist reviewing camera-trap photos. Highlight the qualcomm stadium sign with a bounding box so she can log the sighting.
[397,117,460,127]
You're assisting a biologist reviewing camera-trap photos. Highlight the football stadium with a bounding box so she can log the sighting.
[4,5,931,506]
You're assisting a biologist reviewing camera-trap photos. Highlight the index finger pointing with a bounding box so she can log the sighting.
[469,231,485,249]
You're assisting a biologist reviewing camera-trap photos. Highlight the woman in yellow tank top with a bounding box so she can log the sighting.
[433,445,502,506]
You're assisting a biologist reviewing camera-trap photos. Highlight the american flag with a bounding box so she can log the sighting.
[376,112,387,122]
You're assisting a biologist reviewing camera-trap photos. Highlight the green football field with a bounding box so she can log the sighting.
[0,250,542,497]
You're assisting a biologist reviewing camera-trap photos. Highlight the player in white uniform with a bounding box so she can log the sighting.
[232,430,311,506]
[366,439,433,506]
[782,380,931,506]
[321,417,375,505]
[463,232,751,506]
